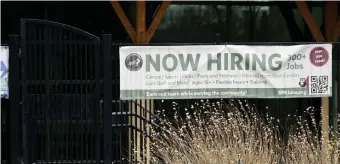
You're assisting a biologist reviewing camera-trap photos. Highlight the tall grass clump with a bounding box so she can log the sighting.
[149,99,340,164]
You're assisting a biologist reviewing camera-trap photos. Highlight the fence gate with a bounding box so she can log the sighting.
[20,19,102,164]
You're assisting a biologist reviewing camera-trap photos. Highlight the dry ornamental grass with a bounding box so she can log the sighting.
[143,99,340,164]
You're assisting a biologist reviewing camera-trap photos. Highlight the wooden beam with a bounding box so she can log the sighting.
[296,1,326,42]
[135,2,146,162]
[136,0,146,43]
[110,1,136,43]
[146,1,171,43]
[324,1,338,41]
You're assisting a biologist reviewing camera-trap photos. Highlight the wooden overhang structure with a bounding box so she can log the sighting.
[110,0,339,163]
[110,1,171,163]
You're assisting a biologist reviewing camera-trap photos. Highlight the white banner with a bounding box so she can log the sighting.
[119,44,332,100]
[0,46,9,99]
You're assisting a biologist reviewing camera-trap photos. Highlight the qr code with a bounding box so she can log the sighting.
[310,76,329,94]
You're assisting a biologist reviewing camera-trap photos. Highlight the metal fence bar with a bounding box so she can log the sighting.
[20,19,30,164]
[332,44,339,136]
[44,25,51,163]
[8,35,20,164]
[94,39,101,164]
[102,34,113,164]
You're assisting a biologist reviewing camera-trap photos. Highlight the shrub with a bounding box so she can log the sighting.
[149,99,340,164]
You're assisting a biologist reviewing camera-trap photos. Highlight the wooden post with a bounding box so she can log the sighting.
[135,1,146,163]
[296,0,326,160]
[110,1,170,163]
[296,1,339,162]
[136,1,146,43]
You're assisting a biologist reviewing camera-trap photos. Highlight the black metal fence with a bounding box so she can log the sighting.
[3,18,340,164]
[7,19,128,164]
